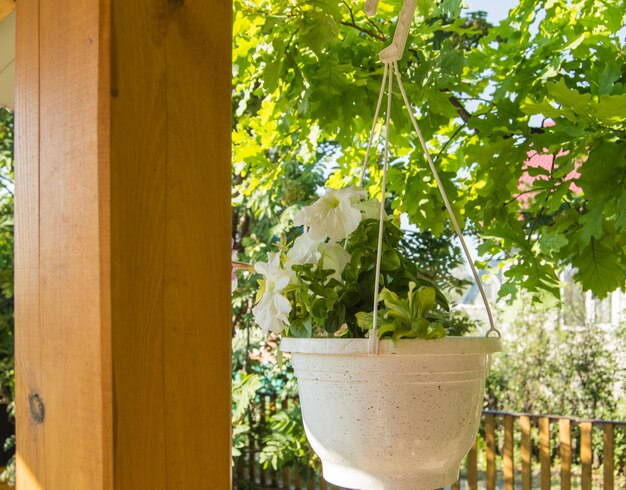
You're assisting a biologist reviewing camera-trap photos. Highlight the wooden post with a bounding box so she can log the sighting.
[15,1,232,488]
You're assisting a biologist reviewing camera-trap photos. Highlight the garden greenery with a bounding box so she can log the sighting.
[231,0,626,479]
[0,0,625,485]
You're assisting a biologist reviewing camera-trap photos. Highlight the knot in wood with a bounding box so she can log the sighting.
[28,393,45,424]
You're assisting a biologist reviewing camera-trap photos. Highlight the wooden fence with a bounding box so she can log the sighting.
[233,396,626,490]
[478,410,626,490]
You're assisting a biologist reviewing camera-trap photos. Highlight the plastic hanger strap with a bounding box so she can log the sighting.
[360,63,502,352]
[392,61,500,339]
[358,63,388,187]
[367,61,394,355]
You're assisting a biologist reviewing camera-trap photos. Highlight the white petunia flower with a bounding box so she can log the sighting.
[356,198,386,221]
[294,187,368,242]
[252,292,291,334]
[252,253,292,334]
[286,232,322,266]
[319,243,352,281]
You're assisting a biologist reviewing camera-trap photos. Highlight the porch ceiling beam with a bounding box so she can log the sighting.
[0,0,15,23]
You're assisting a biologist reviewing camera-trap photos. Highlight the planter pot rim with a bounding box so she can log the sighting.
[280,336,502,355]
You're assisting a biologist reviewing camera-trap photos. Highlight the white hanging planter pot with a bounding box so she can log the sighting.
[281,336,502,490]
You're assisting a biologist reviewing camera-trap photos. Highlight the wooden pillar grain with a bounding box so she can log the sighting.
[15,1,232,489]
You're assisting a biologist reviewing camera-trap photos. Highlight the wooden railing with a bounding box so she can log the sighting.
[233,396,626,490]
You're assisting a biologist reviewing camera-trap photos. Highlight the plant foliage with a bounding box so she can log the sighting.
[233,0,626,303]
[277,214,452,339]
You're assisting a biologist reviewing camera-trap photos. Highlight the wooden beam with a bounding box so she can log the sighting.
[15,0,232,488]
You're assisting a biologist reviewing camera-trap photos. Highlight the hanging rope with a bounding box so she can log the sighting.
[363,61,501,353]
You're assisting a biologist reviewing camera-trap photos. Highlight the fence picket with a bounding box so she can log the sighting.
[248,404,256,484]
[581,421,592,490]
[467,439,478,490]
[283,464,291,489]
[235,458,244,489]
[269,395,278,487]
[504,415,514,490]
[539,417,551,490]
[295,464,302,490]
[603,423,614,490]
[282,398,291,488]
[320,476,327,490]
[307,468,314,490]
[486,413,496,490]
[559,418,571,490]
[260,396,267,486]
[520,415,532,490]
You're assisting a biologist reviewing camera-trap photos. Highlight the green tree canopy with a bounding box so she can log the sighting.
[232,0,626,304]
